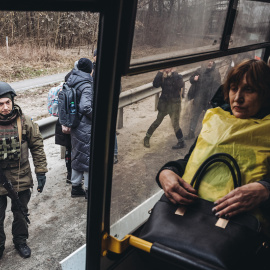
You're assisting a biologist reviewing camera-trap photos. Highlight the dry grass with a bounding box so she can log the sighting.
[0,44,93,83]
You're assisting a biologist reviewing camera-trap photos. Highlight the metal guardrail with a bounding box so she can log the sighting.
[117,62,223,128]
[36,116,58,139]
[118,66,198,109]
[36,62,225,138]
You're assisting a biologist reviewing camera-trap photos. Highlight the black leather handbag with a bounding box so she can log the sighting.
[139,153,269,270]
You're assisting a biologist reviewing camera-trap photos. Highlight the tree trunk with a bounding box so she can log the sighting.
[54,13,61,48]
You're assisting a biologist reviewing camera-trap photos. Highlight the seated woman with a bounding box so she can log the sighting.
[157,59,270,235]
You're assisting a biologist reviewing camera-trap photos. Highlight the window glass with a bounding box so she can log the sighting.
[229,0,270,48]
[111,50,262,238]
[131,0,229,65]
[0,10,99,268]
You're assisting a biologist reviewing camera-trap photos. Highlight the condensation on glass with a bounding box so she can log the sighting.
[130,0,229,65]
[229,0,270,48]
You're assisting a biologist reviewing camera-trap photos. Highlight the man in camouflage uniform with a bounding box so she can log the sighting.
[0,82,47,259]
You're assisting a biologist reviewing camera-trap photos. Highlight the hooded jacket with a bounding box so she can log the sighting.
[188,62,221,108]
[153,71,184,101]
[66,69,93,172]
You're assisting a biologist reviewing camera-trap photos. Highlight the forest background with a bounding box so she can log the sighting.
[0,11,99,82]
[0,1,268,84]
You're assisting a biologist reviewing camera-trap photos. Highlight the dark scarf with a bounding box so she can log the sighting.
[0,104,22,126]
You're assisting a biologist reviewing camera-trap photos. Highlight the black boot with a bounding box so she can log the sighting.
[144,134,151,148]
[0,246,4,259]
[172,140,186,149]
[85,189,88,200]
[71,184,85,197]
[184,130,195,140]
[15,243,31,258]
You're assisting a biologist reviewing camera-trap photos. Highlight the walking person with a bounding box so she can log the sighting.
[65,58,93,199]
[0,82,47,259]
[185,60,221,139]
[144,68,185,149]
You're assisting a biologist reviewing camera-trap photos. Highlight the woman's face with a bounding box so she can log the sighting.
[229,76,262,119]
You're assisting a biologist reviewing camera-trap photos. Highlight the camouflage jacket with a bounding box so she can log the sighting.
[0,105,48,195]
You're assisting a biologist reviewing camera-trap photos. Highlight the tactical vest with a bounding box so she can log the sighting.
[0,115,29,168]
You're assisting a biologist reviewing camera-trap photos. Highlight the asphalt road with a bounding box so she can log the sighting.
[9,71,68,92]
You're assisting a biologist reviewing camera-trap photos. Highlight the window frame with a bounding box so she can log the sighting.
[125,0,270,75]
[1,1,270,270]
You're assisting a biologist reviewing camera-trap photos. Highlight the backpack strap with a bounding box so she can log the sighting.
[16,116,22,146]
[74,81,89,91]
[73,81,91,104]
[16,116,22,190]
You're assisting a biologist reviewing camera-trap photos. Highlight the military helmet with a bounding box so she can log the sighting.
[0,82,17,98]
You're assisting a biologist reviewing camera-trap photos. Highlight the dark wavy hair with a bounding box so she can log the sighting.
[223,59,270,107]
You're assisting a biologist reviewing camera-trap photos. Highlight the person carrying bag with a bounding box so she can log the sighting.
[139,153,269,270]
[139,60,270,270]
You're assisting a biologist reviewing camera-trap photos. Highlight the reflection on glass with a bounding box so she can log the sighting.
[230,0,270,48]
[111,51,260,230]
[131,0,229,65]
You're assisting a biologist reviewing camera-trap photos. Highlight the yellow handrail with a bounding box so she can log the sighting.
[101,233,152,256]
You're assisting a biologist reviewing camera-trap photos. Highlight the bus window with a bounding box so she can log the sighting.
[130,0,229,65]
[110,49,263,239]
[229,0,270,48]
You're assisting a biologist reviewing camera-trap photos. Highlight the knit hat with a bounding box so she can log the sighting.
[77,58,93,74]
[94,49,97,57]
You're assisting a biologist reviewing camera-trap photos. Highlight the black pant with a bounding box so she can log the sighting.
[147,101,183,140]
[0,189,31,247]
[65,146,72,174]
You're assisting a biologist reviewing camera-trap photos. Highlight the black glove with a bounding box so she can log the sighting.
[37,173,46,193]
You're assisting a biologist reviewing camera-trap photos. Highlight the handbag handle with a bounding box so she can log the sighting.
[190,153,242,191]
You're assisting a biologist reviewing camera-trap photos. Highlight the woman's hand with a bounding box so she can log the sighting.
[159,169,198,205]
[212,182,270,218]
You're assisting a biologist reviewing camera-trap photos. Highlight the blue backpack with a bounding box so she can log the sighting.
[58,82,85,128]
[47,83,63,116]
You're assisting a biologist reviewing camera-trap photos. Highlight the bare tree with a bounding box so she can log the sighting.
[0,11,99,49]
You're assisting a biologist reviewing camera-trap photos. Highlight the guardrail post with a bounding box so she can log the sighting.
[61,146,66,159]
[117,108,123,129]
[154,93,159,111]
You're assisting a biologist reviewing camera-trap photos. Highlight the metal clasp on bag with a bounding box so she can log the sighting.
[175,206,186,216]
[216,218,229,229]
